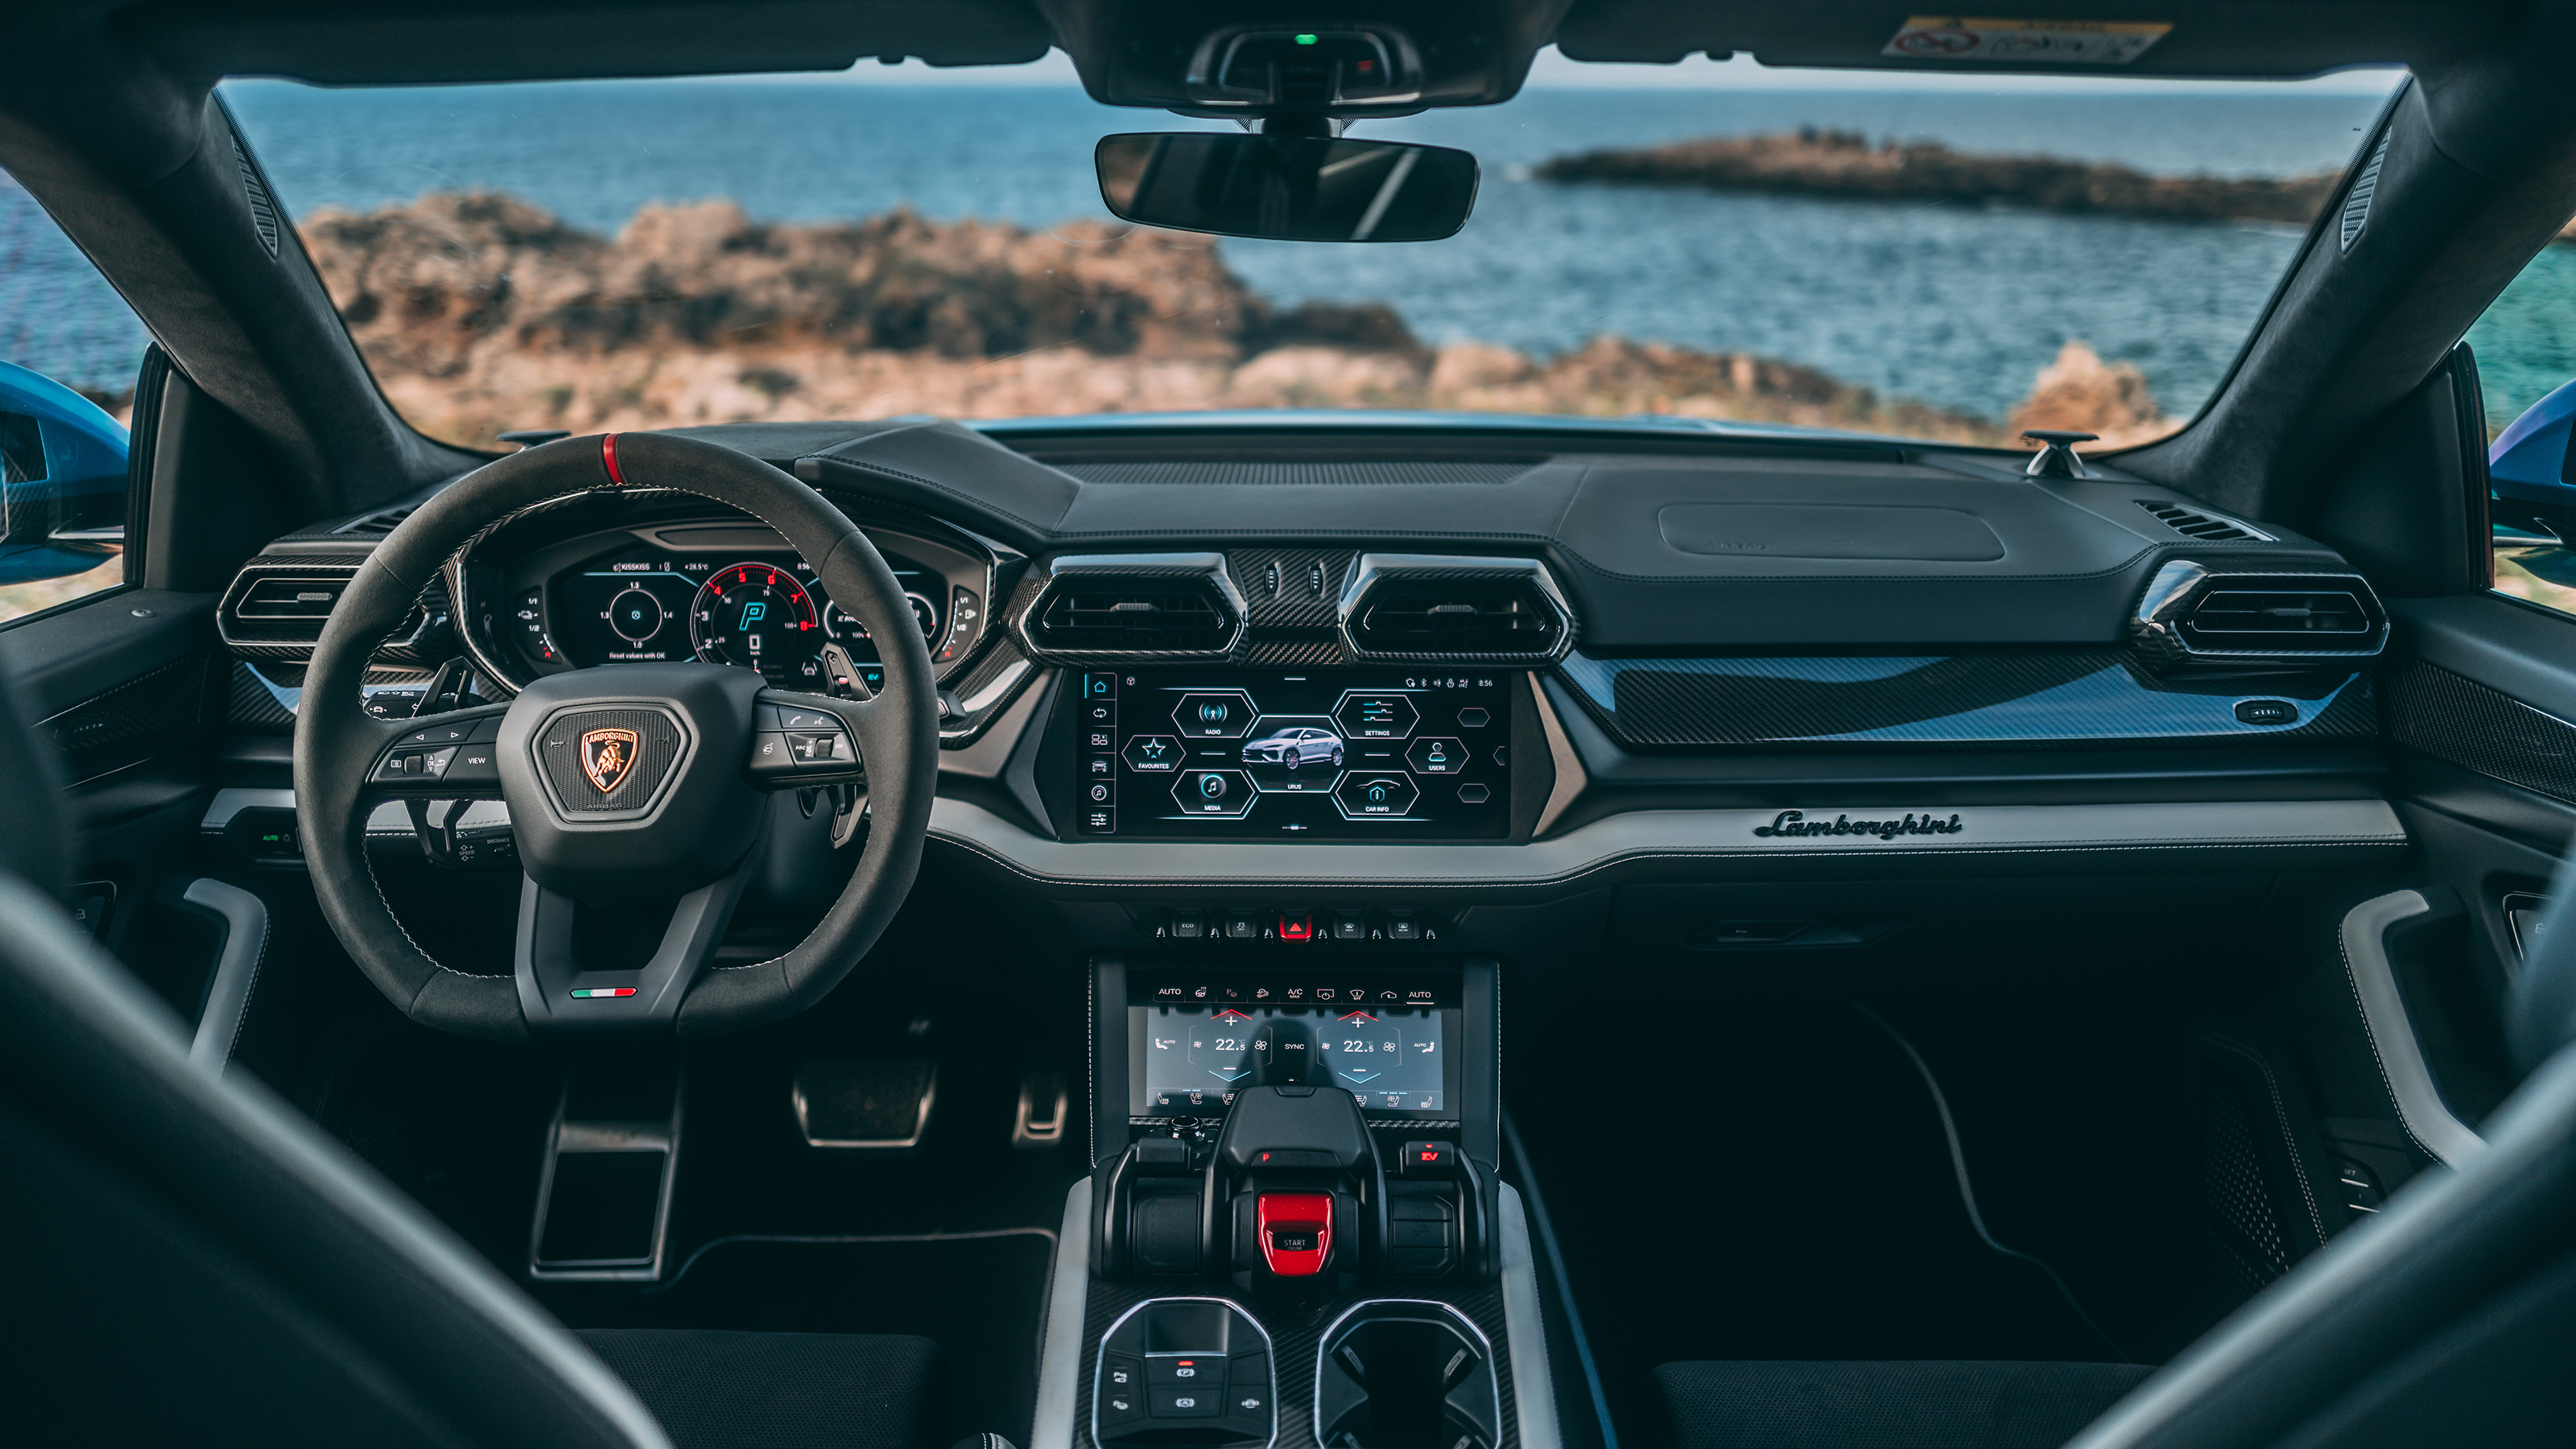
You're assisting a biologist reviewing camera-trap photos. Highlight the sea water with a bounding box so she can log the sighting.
[9,79,2567,431]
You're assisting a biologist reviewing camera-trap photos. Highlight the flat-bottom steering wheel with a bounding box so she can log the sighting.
[294,432,939,1040]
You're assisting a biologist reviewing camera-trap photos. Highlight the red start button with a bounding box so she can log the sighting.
[1257,1191,1335,1277]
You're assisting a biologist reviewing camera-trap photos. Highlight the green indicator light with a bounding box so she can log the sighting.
[1294,33,1317,45]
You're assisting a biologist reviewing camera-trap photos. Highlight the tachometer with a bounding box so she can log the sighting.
[690,561,824,683]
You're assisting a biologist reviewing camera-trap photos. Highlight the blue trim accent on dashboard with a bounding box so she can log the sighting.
[1558,650,2373,746]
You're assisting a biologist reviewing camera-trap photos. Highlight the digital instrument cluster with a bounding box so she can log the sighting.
[1063,669,1512,840]
[540,543,952,690]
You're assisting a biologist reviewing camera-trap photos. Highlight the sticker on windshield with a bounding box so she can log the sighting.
[1881,16,2172,64]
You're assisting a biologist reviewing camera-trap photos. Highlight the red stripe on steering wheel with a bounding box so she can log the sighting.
[601,431,627,485]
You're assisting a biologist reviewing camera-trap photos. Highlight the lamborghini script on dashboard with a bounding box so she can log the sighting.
[1752,810,1967,840]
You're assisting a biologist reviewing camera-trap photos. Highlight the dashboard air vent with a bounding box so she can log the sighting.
[334,504,419,537]
[2136,499,2270,543]
[1340,555,1575,663]
[1022,556,1245,659]
[234,576,348,619]
[2132,561,2387,667]
[1354,585,1558,650]
[2182,587,2375,642]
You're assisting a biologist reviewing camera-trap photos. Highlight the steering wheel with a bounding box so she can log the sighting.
[293,433,939,1041]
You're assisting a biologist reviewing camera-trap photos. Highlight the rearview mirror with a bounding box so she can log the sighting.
[1096,133,1477,242]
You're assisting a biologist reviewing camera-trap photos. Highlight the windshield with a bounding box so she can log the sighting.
[215,55,2401,453]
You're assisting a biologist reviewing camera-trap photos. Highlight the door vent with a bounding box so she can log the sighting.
[1340,556,1574,663]
[2339,132,2389,254]
[2136,499,2272,543]
[2132,561,2387,667]
[231,134,282,258]
[1021,557,1244,660]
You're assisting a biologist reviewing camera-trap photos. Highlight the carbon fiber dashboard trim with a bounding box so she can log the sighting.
[1556,652,2376,747]
[929,797,2406,890]
[2385,658,2576,804]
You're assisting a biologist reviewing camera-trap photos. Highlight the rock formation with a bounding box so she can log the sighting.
[1537,128,2339,226]
[298,192,2163,453]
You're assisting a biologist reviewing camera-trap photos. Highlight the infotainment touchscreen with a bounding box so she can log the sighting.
[1129,976,1459,1116]
[1065,669,1511,840]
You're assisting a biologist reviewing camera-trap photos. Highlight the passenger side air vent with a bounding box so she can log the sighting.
[1019,555,1244,660]
[2132,561,2387,668]
[1340,555,1575,663]
[2185,587,2374,640]
[2136,499,2272,543]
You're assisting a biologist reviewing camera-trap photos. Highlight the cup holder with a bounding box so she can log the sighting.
[1314,1302,1502,1449]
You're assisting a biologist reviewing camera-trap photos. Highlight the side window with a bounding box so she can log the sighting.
[1,170,148,625]
[2471,220,2576,617]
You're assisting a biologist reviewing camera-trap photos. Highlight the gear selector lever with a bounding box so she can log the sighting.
[1203,1084,1387,1286]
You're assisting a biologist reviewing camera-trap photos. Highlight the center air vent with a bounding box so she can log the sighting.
[2132,561,2387,667]
[1020,555,1244,660]
[1340,555,1575,663]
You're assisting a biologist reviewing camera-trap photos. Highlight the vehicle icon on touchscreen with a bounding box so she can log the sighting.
[1241,726,1344,772]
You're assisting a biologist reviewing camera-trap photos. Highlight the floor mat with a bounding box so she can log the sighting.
[546,1232,1057,1446]
[1509,992,2196,1449]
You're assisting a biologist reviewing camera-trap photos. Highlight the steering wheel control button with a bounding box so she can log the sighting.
[749,733,797,777]
[402,721,476,747]
[1122,734,1183,773]
[1334,771,1418,818]
[786,730,854,770]
[446,743,502,786]
[1332,690,1418,739]
[1404,736,1466,774]
[764,703,842,733]
[1172,768,1255,817]
[374,745,458,781]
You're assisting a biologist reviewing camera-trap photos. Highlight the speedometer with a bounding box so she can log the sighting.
[690,561,824,684]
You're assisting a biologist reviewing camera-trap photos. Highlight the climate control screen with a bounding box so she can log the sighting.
[1066,670,1511,840]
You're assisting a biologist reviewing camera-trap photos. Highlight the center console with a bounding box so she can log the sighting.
[1033,954,1555,1449]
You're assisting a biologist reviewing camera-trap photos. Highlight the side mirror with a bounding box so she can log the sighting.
[1096,133,1478,242]
[0,360,129,585]
[2490,376,2576,540]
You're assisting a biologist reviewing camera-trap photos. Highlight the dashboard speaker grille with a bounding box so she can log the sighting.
[1055,460,1536,486]
[2136,499,2268,543]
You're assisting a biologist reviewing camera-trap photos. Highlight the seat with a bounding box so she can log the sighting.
[1651,880,2576,1449]
[1654,1360,2153,1449]
[0,675,960,1448]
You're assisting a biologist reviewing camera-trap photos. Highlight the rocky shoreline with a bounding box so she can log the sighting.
[1537,127,2339,225]
[299,192,2174,452]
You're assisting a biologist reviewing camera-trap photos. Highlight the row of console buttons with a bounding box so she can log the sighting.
[1164,909,1433,945]
[1098,1352,1269,1437]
